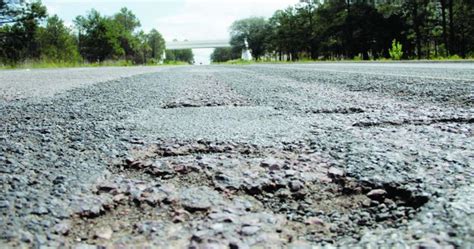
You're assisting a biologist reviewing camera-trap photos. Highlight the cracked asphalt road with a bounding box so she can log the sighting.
[1,63,473,248]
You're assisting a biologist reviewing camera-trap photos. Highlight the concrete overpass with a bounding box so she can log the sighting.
[163,39,251,63]
[166,39,231,50]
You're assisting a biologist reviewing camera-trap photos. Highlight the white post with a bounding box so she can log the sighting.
[241,38,252,61]
[160,50,166,64]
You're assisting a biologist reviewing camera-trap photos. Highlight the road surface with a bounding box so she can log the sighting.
[1,63,473,248]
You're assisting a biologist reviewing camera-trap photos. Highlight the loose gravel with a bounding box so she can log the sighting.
[0,63,473,248]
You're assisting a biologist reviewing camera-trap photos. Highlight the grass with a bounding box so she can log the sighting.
[0,59,190,70]
[162,60,189,66]
[2,56,472,69]
[213,56,474,65]
[215,59,255,65]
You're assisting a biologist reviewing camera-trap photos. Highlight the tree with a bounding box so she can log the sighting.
[226,0,474,61]
[313,0,347,59]
[451,0,474,57]
[440,0,449,56]
[2,4,169,65]
[448,0,454,55]
[0,0,19,25]
[269,7,307,61]
[113,7,140,33]
[210,47,240,63]
[74,9,124,62]
[1,0,45,25]
[74,8,170,64]
[403,0,430,59]
[165,49,194,64]
[113,7,141,61]
[133,30,150,64]
[37,15,79,62]
[147,29,165,62]
[348,2,396,60]
[230,17,271,60]
[0,0,47,64]
[297,0,320,59]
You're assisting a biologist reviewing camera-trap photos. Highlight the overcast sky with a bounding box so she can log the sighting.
[42,0,299,41]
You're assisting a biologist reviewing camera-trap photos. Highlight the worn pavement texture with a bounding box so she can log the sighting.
[1,63,473,248]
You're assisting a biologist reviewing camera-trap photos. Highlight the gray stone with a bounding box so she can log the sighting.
[53,222,70,235]
[260,158,284,169]
[180,187,221,212]
[328,167,345,178]
[241,225,260,236]
[367,189,387,201]
[94,226,113,240]
[31,206,49,215]
[0,200,10,209]
[289,180,304,192]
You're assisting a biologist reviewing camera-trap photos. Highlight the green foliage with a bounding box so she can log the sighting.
[147,29,166,62]
[165,49,194,64]
[3,0,474,66]
[448,54,461,60]
[229,0,474,61]
[0,0,47,64]
[353,54,363,61]
[1,0,47,25]
[1,3,167,66]
[0,0,9,21]
[230,17,271,60]
[268,7,305,61]
[389,39,403,60]
[113,7,141,61]
[37,15,80,63]
[74,8,166,64]
[0,59,149,69]
[75,10,125,62]
[210,47,240,63]
[220,59,254,65]
[163,60,188,66]
[113,7,140,33]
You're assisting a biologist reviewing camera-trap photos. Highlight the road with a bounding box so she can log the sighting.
[1,63,473,248]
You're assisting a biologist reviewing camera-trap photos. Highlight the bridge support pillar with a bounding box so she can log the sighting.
[241,38,252,61]
[241,49,252,61]
[160,50,166,64]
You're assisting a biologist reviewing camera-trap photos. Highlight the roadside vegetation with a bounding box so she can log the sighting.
[0,1,193,68]
[210,48,241,63]
[212,0,474,63]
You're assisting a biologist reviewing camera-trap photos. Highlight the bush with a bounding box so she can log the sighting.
[353,54,363,61]
[389,39,403,60]
[448,54,462,60]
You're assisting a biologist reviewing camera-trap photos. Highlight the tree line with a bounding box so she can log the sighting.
[215,0,474,62]
[0,0,193,66]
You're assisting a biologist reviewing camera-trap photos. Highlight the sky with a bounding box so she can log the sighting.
[42,0,299,41]
[42,0,298,65]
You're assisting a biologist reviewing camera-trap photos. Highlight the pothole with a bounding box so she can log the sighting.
[353,116,473,127]
[160,74,250,110]
[65,140,429,247]
[306,107,365,114]
[162,99,248,109]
